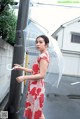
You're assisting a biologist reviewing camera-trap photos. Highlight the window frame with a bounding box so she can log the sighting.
[71,32,80,44]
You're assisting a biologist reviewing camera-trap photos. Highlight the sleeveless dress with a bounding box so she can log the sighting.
[24,51,49,119]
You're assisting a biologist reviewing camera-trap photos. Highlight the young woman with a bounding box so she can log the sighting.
[14,35,49,119]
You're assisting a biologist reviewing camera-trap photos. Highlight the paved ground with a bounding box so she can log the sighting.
[18,75,80,119]
[44,94,80,119]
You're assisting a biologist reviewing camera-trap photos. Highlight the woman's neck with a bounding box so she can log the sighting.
[40,49,47,53]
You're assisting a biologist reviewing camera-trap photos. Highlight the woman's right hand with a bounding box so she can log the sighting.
[13,64,23,70]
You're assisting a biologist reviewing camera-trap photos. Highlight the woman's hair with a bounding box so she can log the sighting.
[36,35,49,45]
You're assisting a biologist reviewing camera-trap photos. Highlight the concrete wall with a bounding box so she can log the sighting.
[0,38,13,103]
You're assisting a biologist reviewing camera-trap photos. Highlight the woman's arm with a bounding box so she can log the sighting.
[16,59,48,83]
[13,64,32,73]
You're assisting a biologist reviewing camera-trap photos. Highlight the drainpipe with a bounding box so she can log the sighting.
[61,26,64,51]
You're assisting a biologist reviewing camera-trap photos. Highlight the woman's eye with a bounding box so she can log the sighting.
[39,41,43,43]
[35,41,38,44]
[36,41,43,44]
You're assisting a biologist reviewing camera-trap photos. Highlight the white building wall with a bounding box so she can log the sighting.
[62,21,80,52]
[56,29,63,49]
[63,53,80,76]
[54,20,80,76]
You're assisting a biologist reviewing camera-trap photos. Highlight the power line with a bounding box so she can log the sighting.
[31,2,80,8]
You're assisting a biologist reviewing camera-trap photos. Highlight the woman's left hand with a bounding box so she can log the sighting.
[16,76,25,83]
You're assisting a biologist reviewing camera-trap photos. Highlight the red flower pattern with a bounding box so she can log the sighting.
[39,94,44,108]
[30,87,36,96]
[25,102,31,107]
[32,64,39,74]
[24,108,32,119]
[37,88,41,95]
[31,81,37,85]
[24,51,49,119]
[34,110,42,119]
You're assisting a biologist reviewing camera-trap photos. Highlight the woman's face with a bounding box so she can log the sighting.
[35,37,47,52]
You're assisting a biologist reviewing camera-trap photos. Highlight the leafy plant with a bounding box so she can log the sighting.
[0,0,17,45]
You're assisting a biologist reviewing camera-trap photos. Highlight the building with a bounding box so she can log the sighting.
[52,16,80,77]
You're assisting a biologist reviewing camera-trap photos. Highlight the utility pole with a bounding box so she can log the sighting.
[6,0,30,119]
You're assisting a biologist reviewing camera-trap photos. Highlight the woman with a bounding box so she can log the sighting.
[14,35,49,119]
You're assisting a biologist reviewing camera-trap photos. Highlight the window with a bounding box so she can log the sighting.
[71,34,80,43]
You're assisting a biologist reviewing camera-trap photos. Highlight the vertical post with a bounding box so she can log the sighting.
[7,0,30,119]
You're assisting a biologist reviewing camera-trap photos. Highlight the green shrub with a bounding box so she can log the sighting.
[0,0,17,45]
[1,0,14,3]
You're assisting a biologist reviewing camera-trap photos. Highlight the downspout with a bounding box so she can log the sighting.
[61,26,65,51]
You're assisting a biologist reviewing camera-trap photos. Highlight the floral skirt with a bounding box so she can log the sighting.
[24,79,45,119]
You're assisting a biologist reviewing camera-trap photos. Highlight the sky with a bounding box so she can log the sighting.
[14,0,80,34]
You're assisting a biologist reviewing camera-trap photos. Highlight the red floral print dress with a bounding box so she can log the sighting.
[24,51,49,119]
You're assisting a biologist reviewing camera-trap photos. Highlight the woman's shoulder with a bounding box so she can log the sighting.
[41,51,49,56]
[38,51,50,63]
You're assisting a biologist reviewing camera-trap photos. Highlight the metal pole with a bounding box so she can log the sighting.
[6,0,30,118]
